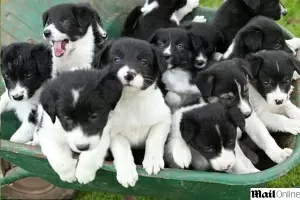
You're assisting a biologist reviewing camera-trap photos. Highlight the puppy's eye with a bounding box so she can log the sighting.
[3,74,10,80]
[176,44,184,50]
[204,146,213,152]
[157,41,164,48]
[275,43,282,49]
[61,20,70,28]
[24,73,32,79]
[208,45,214,52]
[140,59,148,66]
[113,57,121,64]
[90,113,99,121]
[283,79,290,85]
[45,18,51,26]
[227,139,235,146]
[263,81,271,86]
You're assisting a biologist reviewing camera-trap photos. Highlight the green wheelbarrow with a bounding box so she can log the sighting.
[1,0,300,199]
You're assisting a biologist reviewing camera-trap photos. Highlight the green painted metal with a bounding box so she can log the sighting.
[1,0,300,199]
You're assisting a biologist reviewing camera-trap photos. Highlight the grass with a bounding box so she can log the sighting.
[77,0,300,199]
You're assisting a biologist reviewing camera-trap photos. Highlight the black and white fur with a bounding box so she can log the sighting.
[223,16,295,59]
[0,43,54,144]
[97,38,171,188]
[181,22,223,69]
[149,27,200,110]
[37,70,122,184]
[121,0,199,40]
[247,50,300,135]
[42,3,107,72]
[213,0,287,53]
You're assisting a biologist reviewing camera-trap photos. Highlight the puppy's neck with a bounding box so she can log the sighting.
[52,26,95,72]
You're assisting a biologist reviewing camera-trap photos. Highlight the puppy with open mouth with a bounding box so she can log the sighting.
[247,50,300,135]
[1,43,54,144]
[97,37,171,188]
[42,3,107,72]
[37,69,122,184]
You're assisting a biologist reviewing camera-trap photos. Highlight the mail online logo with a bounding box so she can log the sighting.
[251,188,300,200]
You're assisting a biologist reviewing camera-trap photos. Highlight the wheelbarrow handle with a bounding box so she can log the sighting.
[0,166,33,186]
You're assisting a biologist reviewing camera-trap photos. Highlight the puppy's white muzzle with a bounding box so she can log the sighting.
[210,148,236,171]
[266,86,288,106]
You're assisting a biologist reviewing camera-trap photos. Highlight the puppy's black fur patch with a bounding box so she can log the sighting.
[194,58,253,117]
[180,102,245,163]
[1,43,53,99]
[227,16,293,59]
[246,50,300,101]
[40,69,123,136]
[214,0,286,52]
[121,0,181,41]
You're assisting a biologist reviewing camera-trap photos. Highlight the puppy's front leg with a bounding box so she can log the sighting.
[227,143,259,174]
[259,112,300,135]
[143,122,170,175]
[0,91,12,114]
[111,134,138,188]
[10,119,36,143]
[285,100,300,120]
[245,112,293,163]
[39,128,77,183]
[75,124,111,184]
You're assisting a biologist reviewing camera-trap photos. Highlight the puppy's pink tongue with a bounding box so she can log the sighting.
[53,41,66,57]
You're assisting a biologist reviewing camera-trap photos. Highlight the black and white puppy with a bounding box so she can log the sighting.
[97,38,171,188]
[168,101,247,173]
[37,69,122,184]
[214,0,287,53]
[182,22,222,69]
[0,43,54,143]
[149,27,200,110]
[121,0,199,40]
[247,50,300,135]
[42,3,107,72]
[223,16,294,59]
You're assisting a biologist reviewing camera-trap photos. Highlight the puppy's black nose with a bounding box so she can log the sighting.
[102,33,107,39]
[76,144,90,151]
[164,55,172,61]
[12,94,24,101]
[196,60,205,66]
[275,99,283,105]
[282,9,288,16]
[124,72,136,82]
[43,30,51,38]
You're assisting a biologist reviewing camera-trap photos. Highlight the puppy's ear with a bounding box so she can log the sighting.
[93,41,112,69]
[243,0,260,10]
[234,58,254,80]
[42,11,49,27]
[1,45,6,58]
[31,44,52,79]
[194,72,215,98]
[148,29,160,44]
[40,84,57,124]
[188,32,201,51]
[180,116,198,143]
[245,53,263,78]
[228,106,246,133]
[121,6,143,36]
[99,73,123,107]
[152,46,168,74]
[73,4,94,27]
[242,29,263,52]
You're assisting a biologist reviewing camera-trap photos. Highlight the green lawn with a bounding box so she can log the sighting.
[77,1,300,199]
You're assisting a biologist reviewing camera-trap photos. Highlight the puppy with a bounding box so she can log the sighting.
[97,38,171,188]
[37,69,122,184]
[181,22,222,69]
[247,50,300,135]
[0,43,54,143]
[168,101,248,173]
[42,3,107,72]
[121,0,199,40]
[223,16,294,59]
[214,0,287,52]
[149,27,200,110]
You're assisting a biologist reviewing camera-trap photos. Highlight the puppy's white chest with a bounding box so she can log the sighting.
[162,69,192,92]
[10,101,36,122]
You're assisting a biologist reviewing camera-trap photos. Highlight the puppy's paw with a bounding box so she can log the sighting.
[165,92,182,109]
[268,147,293,163]
[192,15,207,23]
[189,0,200,8]
[51,159,77,183]
[75,166,97,184]
[171,138,192,169]
[142,153,164,175]
[116,163,138,188]
[284,119,300,135]
[10,130,33,144]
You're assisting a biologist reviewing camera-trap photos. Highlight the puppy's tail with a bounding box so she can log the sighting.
[121,6,143,37]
